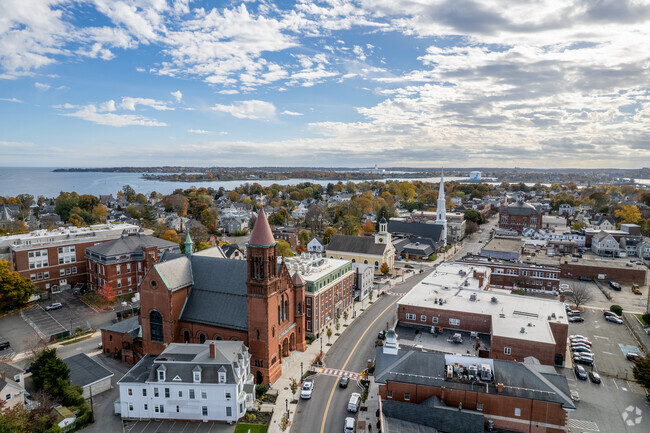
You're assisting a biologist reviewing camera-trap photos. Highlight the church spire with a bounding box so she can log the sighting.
[439,168,445,201]
[435,168,448,246]
[248,207,276,247]
[185,232,193,255]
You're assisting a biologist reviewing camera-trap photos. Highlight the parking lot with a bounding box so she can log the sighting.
[123,420,235,433]
[21,290,92,341]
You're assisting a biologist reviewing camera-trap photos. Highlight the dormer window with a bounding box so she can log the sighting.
[157,366,166,382]
[218,366,227,383]
[193,366,202,383]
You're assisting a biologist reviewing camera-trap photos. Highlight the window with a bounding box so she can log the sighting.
[142,389,147,396]
[420,315,427,322]
[72,267,77,274]
[144,404,148,410]
[189,389,195,399]
[226,392,232,399]
[176,405,179,412]
[128,388,133,396]
[306,298,311,306]
[202,406,208,416]
[154,405,159,413]
[164,388,170,398]
[160,405,164,413]
[199,333,206,344]
[514,408,521,417]
[306,321,311,331]
[5,393,11,400]
[44,271,49,278]
[158,370,165,381]
[129,404,133,411]
[138,262,142,271]
[128,277,132,286]
[117,265,121,275]
[476,402,483,411]
[405,313,416,320]
[30,274,36,281]
[504,347,512,355]
[387,390,393,399]
[178,391,182,397]
[117,279,122,288]
[194,372,200,383]
[307,309,311,318]
[60,269,65,276]
[127,263,131,272]
[226,407,232,417]
[432,317,438,324]
[202,391,207,399]
[404,392,410,401]
[150,311,164,342]
[37,272,42,280]
[66,267,71,275]
[219,372,226,383]
[154,388,159,397]
[449,318,460,326]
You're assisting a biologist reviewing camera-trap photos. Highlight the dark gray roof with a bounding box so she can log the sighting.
[101,316,141,339]
[375,348,574,409]
[401,243,434,257]
[326,234,387,255]
[503,200,540,216]
[179,256,248,331]
[63,353,114,388]
[388,221,444,243]
[86,233,179,257]
[119,354,157,384]
[383,397,484,433]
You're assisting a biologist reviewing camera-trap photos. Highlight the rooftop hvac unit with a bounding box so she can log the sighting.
[469,294,477,302]
[520,327,526,333]
[468,365,478,377]
[434,298,438,304]
[491,297,498,303]
[480,364,492,381]
[446,365,454,379]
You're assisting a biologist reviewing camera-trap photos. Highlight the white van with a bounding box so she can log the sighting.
[347,392,360,412]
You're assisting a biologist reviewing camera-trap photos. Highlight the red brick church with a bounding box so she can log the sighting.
[101,208,306,385]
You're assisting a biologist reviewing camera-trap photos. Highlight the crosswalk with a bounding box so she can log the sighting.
[567,419,599,431]
[316,367,361,381]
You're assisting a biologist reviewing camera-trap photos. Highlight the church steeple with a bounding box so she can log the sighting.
[435,168,448,246]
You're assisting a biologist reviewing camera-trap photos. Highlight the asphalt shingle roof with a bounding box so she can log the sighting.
[86,233,179,257]
[388,221,444,243]
[101,316,140,338]
[326,234,387,256]
[62,353,114,388]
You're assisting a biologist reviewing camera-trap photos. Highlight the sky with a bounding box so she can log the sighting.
[1,0,650,168]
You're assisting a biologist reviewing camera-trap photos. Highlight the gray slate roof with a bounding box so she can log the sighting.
[326,234,387,256]
[388,221,444,243]
[383,397,484,433]
[63,353,114,388]
[155,256,193,291]
[101,316,141,339]
[86,233,179,257]
[503,200,540,216]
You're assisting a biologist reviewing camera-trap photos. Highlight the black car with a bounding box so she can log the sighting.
[404,264,414,269]
[568,317,585,323]
[574,355,594,366]
[589,371,601,384]
[377,331,385,340]
[339,377,349,388]
[579,276,591,281]
[574,365,588,380]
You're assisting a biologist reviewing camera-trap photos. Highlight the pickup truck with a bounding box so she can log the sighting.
[608,280,622,291]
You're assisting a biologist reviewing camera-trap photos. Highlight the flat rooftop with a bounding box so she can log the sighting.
[532,251,647,270]
[481,237,523,253]
[4,223,146,249]
[408,262,490,293]
[284,254,351,282]
[458,254,560,271]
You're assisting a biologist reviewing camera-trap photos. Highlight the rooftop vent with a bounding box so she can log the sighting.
[491,297,498,304]
[520,327,525,333]
[527,322,533,327]
[469,294,477,302]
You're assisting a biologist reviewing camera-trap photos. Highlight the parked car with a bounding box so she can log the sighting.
[570,338,591,346]
[608,280,622,291]
[605,316,624,324]
[574,356,594,366]
[44,302,63,311]
[339,377,349,388]
[344,417,355,433]
[572,346,593,354]
[573,351,594,360]
[589,371,601,384]
[404,264,414,269]
[579,276,591,281]
[570,334,588,340]
[569,317,585,323]
[567,310,581,317]
[574,365,588,380]
[626,353,641,362]
[570,390,580,401]
[603,311,620,318]
[301,380,314,399]
[347,392,361,412]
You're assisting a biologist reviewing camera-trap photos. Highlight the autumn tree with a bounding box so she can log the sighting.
[6,220,28,234]
[276,240,294,257]
[189,224,209,243]
[323,227,337,244]
[615,204,642,224]
[299,230,311,246]
[0,260,34,311]
[380,262,390,275]
[122,185,137,202]
[162,229,182,244]
[91,204,108,223]
[341,215,361,236]
[362,220,375,234]
[164,193,189,216]
[305,205,330,234]
[632,355,650,389]
[269,209,289,226]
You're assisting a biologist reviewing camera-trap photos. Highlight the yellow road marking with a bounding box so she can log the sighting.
[319,296,402,433]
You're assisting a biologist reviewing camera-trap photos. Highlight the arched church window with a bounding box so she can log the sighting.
[199,333,206,344]
[297,302,302,315]
[284,299,288,321]
[150,311,163,342]
[278,305,281,324]
[183,330,189,343]
[256,371,263,385]
[257,329,260,340]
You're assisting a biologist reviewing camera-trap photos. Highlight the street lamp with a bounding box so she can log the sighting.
[320,335,323,354]
[300,362,303,378]
[286,398,289,418]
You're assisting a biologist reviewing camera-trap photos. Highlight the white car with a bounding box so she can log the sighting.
[300,380,314,399]
[344,417,355,433]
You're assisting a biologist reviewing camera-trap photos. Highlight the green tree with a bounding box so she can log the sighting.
[30,348,70,398]
[464,209,484,224]
[572,221,586,230]
[196,241,212,251]
[610,304,623,316]
[78,194,99,212]
[290,378,298,400]
[632,356,650,389]
[276,240,294,257]
[326,327,332,343]
[343,310,349,324]
[341,215,360,235]
[0,260,34,311]
[323,227,337,244]
[269,209,289,226]
[55,192,79,221]
[335,319,340,334]
[299,230,311,246]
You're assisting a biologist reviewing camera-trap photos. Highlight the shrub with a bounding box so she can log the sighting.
[642,313,650,325]
[255,384,268,399]
[610,305,623,316]
[245,413,257,422]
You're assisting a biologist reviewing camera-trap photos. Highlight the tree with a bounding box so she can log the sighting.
[299,230,310,246]
[30,349,70,398]
[341,215,360,235]
[55,192,79,221]
[615,204,642,224]
[362,220,375,234]
[276,240,294,257]
[464,209,484,224]
[380,262,390,275]
[196,242,211,251]
[305,205,330,234]
[465,220,479,235]
[323,227,337,244]
[290,378,298,400]
[162,229,181,244]
[335,319,340,334]
[6,220,28,234]
[343,310,349,324]
[571,221,585,230]
[122,185,136,202]
[189,224,209,243]
[326,327,332,343]
[610,304,623,316]
[269,209,289,226]
[566,283,593,309]
[632,356,650,389]
[0,260,34,311]
[91,204,108,223]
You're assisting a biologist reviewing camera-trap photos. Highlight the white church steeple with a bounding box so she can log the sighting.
[435,168,448,246]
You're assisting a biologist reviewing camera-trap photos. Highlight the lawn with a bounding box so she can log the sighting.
[637,314,648,326]
[234,424,267,433]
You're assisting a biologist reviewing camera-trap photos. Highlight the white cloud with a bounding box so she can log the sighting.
[281,110,303,116]
[120,97,173,111]
[218,89,239,95]
[171,90,182,102]
[0,140,34,148]
[0,97,22,103]
[188,129,211,134]
[212,100,276,120]
[99,100,116,112]
[63,104,167,127]
[34,82,50,90]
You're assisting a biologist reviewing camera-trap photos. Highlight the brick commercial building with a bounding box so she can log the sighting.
[85,232,180,298]
[499,197,542,233]
[397,263,569,366]
[285,254,354,338]
[272,226,298,249]
[375,341,574,433]
[558,255,647,284]
[102,208,307,385]
[7,223,141,291]
[458,254,561,294]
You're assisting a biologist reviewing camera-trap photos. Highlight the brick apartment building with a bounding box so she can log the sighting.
[499,197,542,233]
[458,254,561,293]
[8,223,141,291]
[272,226,298,249]
[375,341,574,433]
[284,254,354,338]
[85,232,180,298]
[398,263,569,366]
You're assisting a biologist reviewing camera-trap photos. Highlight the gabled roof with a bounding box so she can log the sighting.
[86,233,179,257]
[101,315,141,338]
[326,234,388,256]
[63,353,114,388]
[388,220,444,243]
[154,256,193,291]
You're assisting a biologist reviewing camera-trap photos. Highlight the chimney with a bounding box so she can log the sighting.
[1,371,5,381]
[497,383,504,393]
[209,341,216,359]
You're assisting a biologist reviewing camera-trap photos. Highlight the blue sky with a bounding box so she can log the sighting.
[1,0,650,168]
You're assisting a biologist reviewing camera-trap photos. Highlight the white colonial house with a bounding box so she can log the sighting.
[307,237,324,253]
[591,231,621,257]
[117,341,254,423]
[352,263,374,300]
